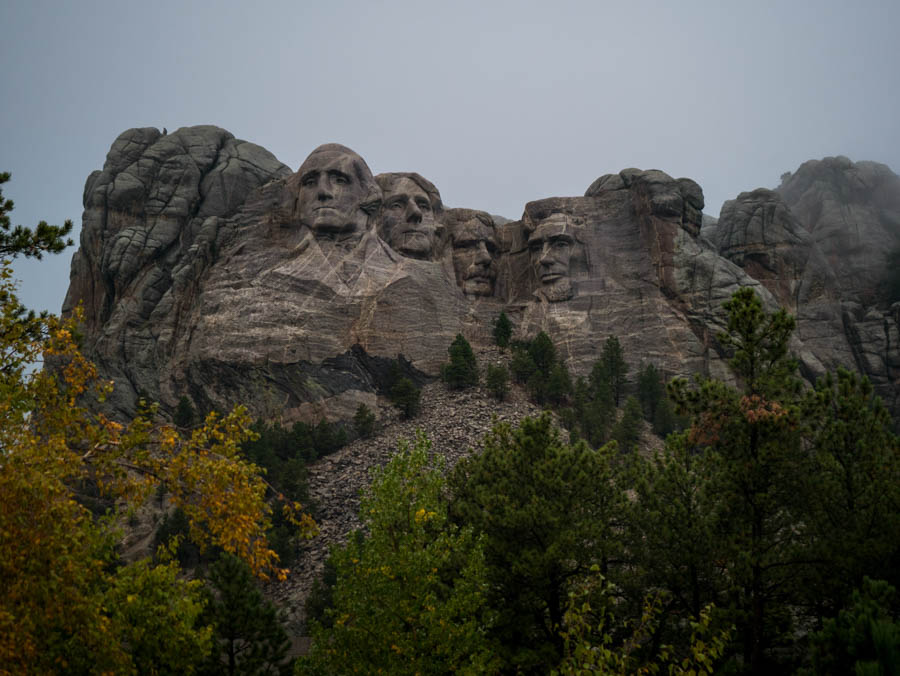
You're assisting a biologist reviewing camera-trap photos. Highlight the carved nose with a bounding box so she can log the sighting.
[317,182,333,201]
[407,203,422,223]
[474,242,491,264]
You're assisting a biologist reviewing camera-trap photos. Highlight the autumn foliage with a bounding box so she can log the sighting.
[0,261,314,673]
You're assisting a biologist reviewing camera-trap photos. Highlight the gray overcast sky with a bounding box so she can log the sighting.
[3,0,899,314]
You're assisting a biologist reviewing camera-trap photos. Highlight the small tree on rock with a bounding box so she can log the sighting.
[441,333,478,389]
[390,377,421,419]
[493,311,513,348]
[353,403,376,439]
[486,363,509,401]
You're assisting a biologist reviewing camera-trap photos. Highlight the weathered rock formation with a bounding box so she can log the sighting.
[63,129,900,421]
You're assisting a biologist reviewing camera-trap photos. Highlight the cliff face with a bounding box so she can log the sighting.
[63,128,900,421]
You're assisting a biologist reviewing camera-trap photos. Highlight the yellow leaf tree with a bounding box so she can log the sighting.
[0,260,315,673]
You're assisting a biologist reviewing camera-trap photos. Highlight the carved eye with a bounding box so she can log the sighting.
[416,199,431,212]
[553,240,570,249]
[301,174,318,187]
[333,174,349,185]
[389,200,405,210]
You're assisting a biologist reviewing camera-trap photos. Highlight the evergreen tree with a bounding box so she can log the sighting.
[636,362,665,422]
[528,331,556,374]
[807,577,900,676]
[624,432,724,631]
[493,311,513,348]
[353,403,375,439]
[592,336,629,406]
[510,346,537,384]
[441,333,479,389]
[669,288,808,672]
[200,554,292,676]
[0,171,73,259]
[449,414,625,673]
[174,395,196,428]
[545,362,573,406]
[612,395,643,452]
[801,368,900,615]
[390,377,421,419]
[485,363,509,401]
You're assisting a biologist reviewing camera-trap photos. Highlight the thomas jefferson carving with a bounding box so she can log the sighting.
[376,172,443,260]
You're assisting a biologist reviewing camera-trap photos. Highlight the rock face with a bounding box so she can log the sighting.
[63,130,900,421]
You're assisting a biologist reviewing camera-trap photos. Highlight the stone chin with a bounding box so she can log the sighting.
[536,278,574,302]
[462,276,495,297]
[393,231,434,258]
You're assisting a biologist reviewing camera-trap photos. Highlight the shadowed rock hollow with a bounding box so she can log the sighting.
[63,127,900,421]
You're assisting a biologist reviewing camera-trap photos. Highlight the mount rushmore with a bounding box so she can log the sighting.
[62,125,900,422]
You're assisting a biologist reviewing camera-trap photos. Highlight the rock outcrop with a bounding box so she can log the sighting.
[63,130,900,421]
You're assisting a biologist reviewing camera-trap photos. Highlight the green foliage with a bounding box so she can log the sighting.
[153,507,209,569]
[808,578,900,676]
[636,360,683,437]
[801,368,900,612]
[441,333,479,389]
[0,171,73,259]
[493,310,513,348]
[352,403,375,439]
[107,557,213,675]
[545,362,574,406]
[200,554,292,676]
[175,395,196,428]
[301,433,498,675]
[554,587,732,676]
[510,345,537,384]
[591,336,629,406]
[304,555,338,631]
[390,376,421,419]
[668,288,809,671]
[485,363,509,401]
[570,376,616,448]
[624,432,722,624]
[611,395,643,452]
[528,330,557,373]
[449,414,625,673]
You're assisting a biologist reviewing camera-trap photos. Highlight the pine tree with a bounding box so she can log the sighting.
[353,403,376,439]
[441,333,479,389]
[200,555,292,676]
[592,336,629,406]
[801,368,900,615]
[669,287,808,672]
[449,414,625,673]
[0,171,73,259]
[390,377,421,419]
[612,396,643,452]
[636,362,665,422]
[174,395,196,428]
[485,363,509,401]
[493,311,513,348]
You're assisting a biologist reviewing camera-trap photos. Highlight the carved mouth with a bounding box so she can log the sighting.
[541,273,564,282]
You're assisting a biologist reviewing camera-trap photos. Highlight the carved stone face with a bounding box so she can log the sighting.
[297,147,370,241]
[528,214,576,302]
[382,177,438,259]
[451,218,498,296]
